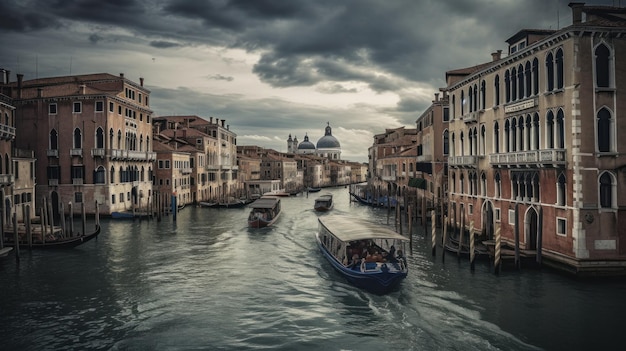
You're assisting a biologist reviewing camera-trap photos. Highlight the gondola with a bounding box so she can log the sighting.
[3,225,101,249]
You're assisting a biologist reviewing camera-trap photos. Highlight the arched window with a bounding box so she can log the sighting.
[451,172,456,193]
[451,133,456,157]
[557,173,566,206]
[50,129,58,150]
[532,58,539,95]
[73,128,82,148]
[517,64,524,99]
[556,109,565,149]
[443,130,449,155]
[597,107,612,152]
[461,91,465,115]
[556,48,564,89]
[599,172,614,208]
[468,87,473,113]
[109,129,114,149]
[480,172,487,196]
[518,117,524,151]
[480,125,486,155]
[525,61,532,97]
[511,67,517,101]
[494,172,501,198]
[94,166,106,184]
[533,113,540,150]
[110,166,115,184]
[96,127,104,148]
[460,132,465,156]
[504,120,510,152]
[494,75,500,106]
[473,84,478,112]
[505,70,511,103]
[595,43,611,88]
[494,121,500,153]
[117,130,122,149]
[452,95,456,119]
[480,81,485,110]
[546,52,554,91]
[460,173,465,194]
[546,111,555,148]
[525,115,532,151]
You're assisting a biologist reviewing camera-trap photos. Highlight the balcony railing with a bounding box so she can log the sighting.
[0,124,16,140]
[91,148,106,158]
[489,149,566,167]
[0,174,14,185]
[72,178,84,185]
[47,149,59,157]
[110,149,157,161]
[448,155,478,168]
[48,179,59,186]
[70,148,83,157]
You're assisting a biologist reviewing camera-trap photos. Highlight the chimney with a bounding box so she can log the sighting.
[221,119,225,127]
[17,73,23,99]
[434,93,439,102]
[227,124,229,130]
[569,2,584,25]
[491,50,502,61]
[79,84,86,94]
[119,73,124,78]
[140,77,144,86]
[37,88,43,98]
[209,117,213,124]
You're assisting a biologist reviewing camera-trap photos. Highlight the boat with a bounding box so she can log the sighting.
[198,201,217,208]
[111,210,150,219]
[307,187,322,193]
[214,197,250,208]
[3,225,101,249]
[264,189,290,197]
[316,215,409,294]
[247,196,282,228]
[0,247,13,257]
[314,193,334,211]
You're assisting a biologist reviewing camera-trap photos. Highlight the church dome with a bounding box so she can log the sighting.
[316,123,340,149]
[298,134,316,150]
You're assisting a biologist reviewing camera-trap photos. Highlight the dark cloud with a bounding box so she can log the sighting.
[0,1,62,31]
[207,74,234,82]
[150,40,181,49]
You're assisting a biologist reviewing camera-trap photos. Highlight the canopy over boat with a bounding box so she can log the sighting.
[250,196,280,209]
[318,215,409,243]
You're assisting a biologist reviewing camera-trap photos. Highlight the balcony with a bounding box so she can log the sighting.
[0,174,14,185]
[91,148,106,158]
[70,148,83,157]
[72,178,84,185]
[48,179,59,186]
[180,168,193,174]
[0,124,16,140]
[448,155,478,168]
[110,149,157,162]
[463,111,480,124]
[489,149,566,168]
[47,149,59,158]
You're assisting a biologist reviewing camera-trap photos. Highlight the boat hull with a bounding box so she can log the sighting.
[3,225,101,249]
[315,232,406,295]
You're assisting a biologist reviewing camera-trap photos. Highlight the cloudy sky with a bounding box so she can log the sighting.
[0,0,614,163]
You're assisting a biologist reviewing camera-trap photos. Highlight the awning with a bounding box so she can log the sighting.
[408,177,427,189]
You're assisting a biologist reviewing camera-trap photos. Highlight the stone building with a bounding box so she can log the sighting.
[445,3,626,275]
[4,72,155,216]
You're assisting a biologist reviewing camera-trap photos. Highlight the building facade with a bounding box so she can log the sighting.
[6,73,155,216]
[446,3,626,274]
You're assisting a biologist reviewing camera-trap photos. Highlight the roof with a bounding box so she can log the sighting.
[318,215,409,242]
[250,196,280,209]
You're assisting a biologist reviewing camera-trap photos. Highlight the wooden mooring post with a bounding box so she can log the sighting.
[469,221,475,271]
[494,224,501,274]
[431,209,436,256]
[442,215,448,263]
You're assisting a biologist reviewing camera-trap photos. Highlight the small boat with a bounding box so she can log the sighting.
[3,225,101,249]
[307,187,322,193]
[316,215,409,294]
[314,193,334,211]
[215,197,249,208]
[247,196,282,228]
[111,211,150,219]
[0,247,13,257]
[264,189,290,197]
[198,201,217,208]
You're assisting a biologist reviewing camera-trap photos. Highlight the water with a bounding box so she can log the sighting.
[1,187,625,350]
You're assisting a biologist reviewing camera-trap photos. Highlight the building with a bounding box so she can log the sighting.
[4,72,155,216]
[445,3,626,275]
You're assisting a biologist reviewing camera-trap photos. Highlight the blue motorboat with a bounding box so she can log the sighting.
[316,215,408,294]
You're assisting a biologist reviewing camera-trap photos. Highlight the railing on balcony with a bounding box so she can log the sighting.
[381,171,397,181]
[489,149,566,167]
[448,155,478,168]
[0,124,16,140]
[180,167,193,174]
[47,149,59,157]
[0,174,14,185]
[463,111,479,124]
[91,148,106,158]
[48,179,59,186]
[70,148,83,157]
[110,149,157,161]
[72,178,84,185]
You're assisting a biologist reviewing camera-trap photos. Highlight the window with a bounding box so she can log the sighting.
[494,121,500,153]
[73,128,82,148]
[112,194,116,204]
[495,208,501,222]
[556,109,565,149]
[508,209,515,225]
[546,52,554,92]
[595,43,611,88]
[49,103,57,114]
[511,67,517,101]
[480,81,485,110]
[546,111,555,148]
[443,130,449,155]
[599,172,614,208]
[73,102,82,113]
[525,61,532,97]
[494,172,501,198]
[443,107,449,122]
[505,70,511,103]
[557,173,566,206]
[532,58,539,95]
[71,165,85,180]
[75,192,83,203]
[95,101,104,112]
[557,218,567,236]
[96,127,104,148]
[47,166,60,180]
[556,49,564,89]
[494,74,500,106]
[109,102,114,112]
[120,193,124,202]
[597,107,612,152]
[94,166,105,184]
[50,129,58,150]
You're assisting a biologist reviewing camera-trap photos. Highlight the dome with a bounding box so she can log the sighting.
[316,123,340,149]
[298,134,316,150]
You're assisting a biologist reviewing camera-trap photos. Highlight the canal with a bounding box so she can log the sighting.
[1,187,624,350]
